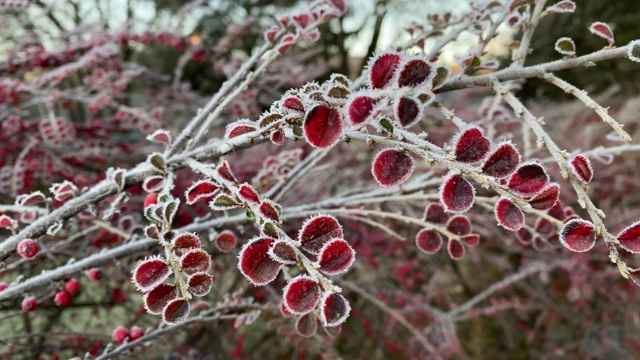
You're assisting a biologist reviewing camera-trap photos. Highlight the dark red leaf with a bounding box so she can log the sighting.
[394,96,421,127]
[268,240,298,265]
[172,232,201,253]
[180,249,212,275]
[347,95,377,126]
[371,149,415,187]
[295,313,318,337]
[528,183,560,210]
[617,221,640,253]
[454,127,491,163]
[507,162,549,197]
[283,276,321,314]
[144,284,178,315]
[369,52,401,89]
[298,215,343,254]
[559,219,596,252]
[215,230,237,253]
[188,273,214,297]
[481,141,520,178]
[217,161,238,183]
[447,239,465,260]
[282,97,305,113]
[163,298,190,324]
[446,215,471,236]
[319,293,351,327]
[569,155,593,183]
[185,180,220,205]
[495,197,524,231]
[424,203,449,224]
[317,239,355,276]
[237,183,260,203]
[132,258,172,292]
[258,200,280,222]
[398,59,431,87]
[440,172,475,213]
[461,234,480,247]
[516,228,533,245]
[304,104,343,148]
[225,121,257,139]
[238,237,282,286]
[415,229,443,254]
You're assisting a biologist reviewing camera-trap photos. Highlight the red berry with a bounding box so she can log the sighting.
[112,326,129,343]
[144,192,158,208]
[65,278,81,294]
[21,296,38,312]
[0,283,7,292]
[17,239,39,258]
[86,268,102,281]
[54,291,72,306]
[129,326,144,341]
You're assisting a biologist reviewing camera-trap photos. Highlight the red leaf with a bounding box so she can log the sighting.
[180,249,212,275]
[589,22,614,46]
[225,121,257,139]
[215,230,237,253]
[298,214,343,254]
[440,172,475,213]
[270,129,285,145]
[238,237,282,286]
[132,258,172,292]
[317,239,355,276]
[237,183,260,203]
[347,95,377,126]
[481,141,520,178]
[295,313,318,337]
[454,127,491,163]
[163,298,190,324]
[547,200,566,221]
[369,52,401,89]
[395,96,422,127]
[327,0,347,13]
[397,59,431,87]
[283,275,321,314]
[147,129,172,145]
[217,161,238,183]
[142,176,164,193]
[415,229,443,254]
[258,200,280,222]
[507,162,549,197]
[268,240,298,265]
[528,183,560,210]
[303,104,343,148]
[184,180,220,205]
[447,239,465,260]
[283,96,305,113]
[516,228,533,245]
[569,155,593,183]
[559,219,596,252]
[319,293,351,327]
[494,197,524,231]
[16,191,47,206]
[371,149,414,187]
[446,215,471,236]
[424,203,449,224]
[188,273,214,297]
[535,217,555,237]
[461,233,480,247]
[172,232,201,256]
[617,221,640,253]
[144,284,179,315]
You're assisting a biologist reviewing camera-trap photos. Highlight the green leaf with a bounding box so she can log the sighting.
[210,194,238,210]
[379,118,394,133]
[262,222,279,238]
[148,153,166,173]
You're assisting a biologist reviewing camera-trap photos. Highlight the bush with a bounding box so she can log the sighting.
[2,0,640,358]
